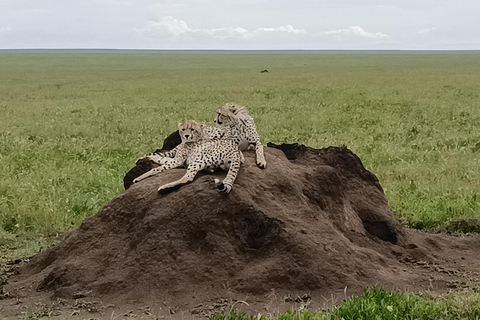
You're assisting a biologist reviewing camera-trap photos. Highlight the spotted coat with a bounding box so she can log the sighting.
[141,125,227,165]
[215,103,267,169]
[133,121,242,193]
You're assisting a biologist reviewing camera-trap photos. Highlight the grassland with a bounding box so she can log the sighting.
[0,51,479,263]
[213,287,480,320]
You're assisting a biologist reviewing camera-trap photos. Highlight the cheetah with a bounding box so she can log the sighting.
[139,123,245,166]
[215,103,267,169]
[133,121,242,193]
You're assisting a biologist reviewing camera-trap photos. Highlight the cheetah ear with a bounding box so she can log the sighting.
[178,122,183,129]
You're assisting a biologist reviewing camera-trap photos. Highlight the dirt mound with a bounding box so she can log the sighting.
[123,130,181,190]
[5,142,480,316]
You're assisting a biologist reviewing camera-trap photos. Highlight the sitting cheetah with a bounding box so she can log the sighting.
[133,121,242,193]
[215,103,267,169]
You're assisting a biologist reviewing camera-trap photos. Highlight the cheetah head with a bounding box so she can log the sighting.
[215,103,249,125]
[178,120,204,143]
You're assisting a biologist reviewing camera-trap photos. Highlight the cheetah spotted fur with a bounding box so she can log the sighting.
[133,121,242,193]
[215,103,267,169]
[140,124,245,166]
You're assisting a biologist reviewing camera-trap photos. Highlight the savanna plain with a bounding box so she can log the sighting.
[0,51,479,319]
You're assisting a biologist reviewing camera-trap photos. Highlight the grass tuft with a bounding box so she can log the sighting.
[212,287,480,320]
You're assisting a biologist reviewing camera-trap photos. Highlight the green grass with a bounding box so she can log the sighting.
[0,52,480,262]
[212,286,480,320]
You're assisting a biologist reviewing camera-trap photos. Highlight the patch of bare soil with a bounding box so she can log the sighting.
[1,142,480,319]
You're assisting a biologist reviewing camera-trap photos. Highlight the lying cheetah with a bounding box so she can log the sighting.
[140,123,245,165]
[215,103,267,169]
[133,121,242,193]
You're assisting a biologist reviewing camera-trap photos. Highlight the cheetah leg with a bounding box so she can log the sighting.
[143,153,168,165]
[247,135,266,169]
[138,148,178,164]
[158,162,205,192]
[159,149,177,158]
[255,142,267,169]
[133,158,183,184]
[214,155,241,193]
[239,150,245,165]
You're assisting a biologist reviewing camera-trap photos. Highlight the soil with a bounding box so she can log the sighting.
[1,142,480,319]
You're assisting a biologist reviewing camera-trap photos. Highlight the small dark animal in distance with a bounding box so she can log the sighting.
[260,69,269,73]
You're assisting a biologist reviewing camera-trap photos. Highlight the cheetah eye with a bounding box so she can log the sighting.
[232,110,236,114]
[181,128,185,131]
[190,128,194,131]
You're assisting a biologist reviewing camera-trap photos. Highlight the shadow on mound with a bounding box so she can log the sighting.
[123,130,181,190]
[8,138,480,309]
[268,142,400,244]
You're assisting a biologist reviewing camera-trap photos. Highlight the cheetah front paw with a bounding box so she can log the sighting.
[256,158,267,169]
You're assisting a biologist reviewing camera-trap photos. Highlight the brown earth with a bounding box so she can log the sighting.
[1,143,480,319]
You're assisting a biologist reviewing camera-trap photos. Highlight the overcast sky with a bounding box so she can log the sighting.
[1,0,479,50]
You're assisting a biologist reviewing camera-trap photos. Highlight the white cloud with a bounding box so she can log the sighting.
[254,25,306,35]
[138,16,307,41]
[321,26,389,40]
[0,27,12,32]
[150,16,192,36]
[418,27,437,35]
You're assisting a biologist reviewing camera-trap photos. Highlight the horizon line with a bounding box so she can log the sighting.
[1,48,480,52]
